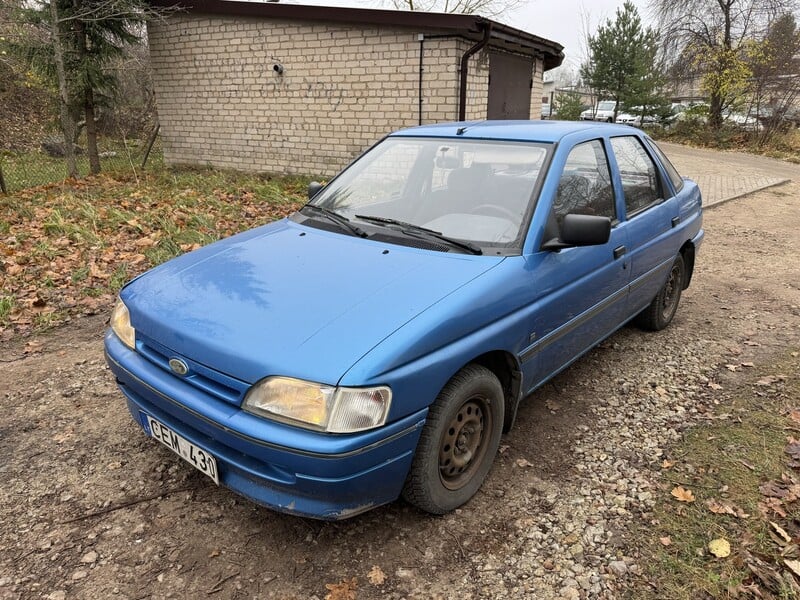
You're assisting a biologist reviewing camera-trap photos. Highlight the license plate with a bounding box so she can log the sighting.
[146,415,219,484]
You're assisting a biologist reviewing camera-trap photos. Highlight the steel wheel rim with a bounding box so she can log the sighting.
[661,263,681,321]
[438,397,491,491]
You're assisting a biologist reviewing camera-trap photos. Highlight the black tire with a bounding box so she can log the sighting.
[636,254,685,331]
[402,364,504,514]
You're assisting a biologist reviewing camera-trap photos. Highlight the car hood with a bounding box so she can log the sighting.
[122,219,503,386]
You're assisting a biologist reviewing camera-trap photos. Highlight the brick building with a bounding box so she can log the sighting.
[147,0,564,176]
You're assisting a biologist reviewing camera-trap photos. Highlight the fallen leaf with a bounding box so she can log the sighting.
[659,536,672,546]
[760,498,788,518]
[89,262,108,279]
[725,364,739,372]
[325,577,357,600]
[208,549,220,558]
[545,399,561,412]
[783,544,800,559]
[708,382,723,390]
[671,486,695,503]
[516,458,534,468]
[705,498,749,519]
[756,375,787,386]
[709,538,731,558]
[661,459,674,469]
[791,410,800,425]
[24,340,43,354]
[786,441,800,461]
[771,522,792,545]
[367,565,386,586]
[785,559,800,578]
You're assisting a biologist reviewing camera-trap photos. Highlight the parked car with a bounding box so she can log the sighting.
[580,100,617,122]
[616,112,642,126]
[724,110,762,131]
[616,107,660,127]
[105,121,704,520]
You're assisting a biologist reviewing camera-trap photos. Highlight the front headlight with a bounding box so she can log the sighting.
[111,298,136,349]
[243,376,391,433]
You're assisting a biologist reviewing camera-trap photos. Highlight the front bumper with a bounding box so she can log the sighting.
[104,331,426,520]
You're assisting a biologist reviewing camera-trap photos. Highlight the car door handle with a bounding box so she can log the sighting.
[671,216,681,228]
[613,246,627,259]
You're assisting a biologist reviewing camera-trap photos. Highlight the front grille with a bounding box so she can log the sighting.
[136,334,248,405]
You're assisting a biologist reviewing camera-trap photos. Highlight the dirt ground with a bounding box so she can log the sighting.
[2,168,800,599]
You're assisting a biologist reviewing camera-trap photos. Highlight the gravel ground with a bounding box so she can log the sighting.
[1,176,799,600]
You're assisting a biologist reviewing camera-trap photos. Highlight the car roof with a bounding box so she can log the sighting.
[389,120,638,143]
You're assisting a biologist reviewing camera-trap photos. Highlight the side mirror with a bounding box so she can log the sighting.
[541,214,611,251]
[308,181,324,199]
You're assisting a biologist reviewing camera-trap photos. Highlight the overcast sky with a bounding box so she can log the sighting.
[294,0,653,69]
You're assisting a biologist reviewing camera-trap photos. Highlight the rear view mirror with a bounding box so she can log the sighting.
[435,155,461,169]
[308,181,324,199]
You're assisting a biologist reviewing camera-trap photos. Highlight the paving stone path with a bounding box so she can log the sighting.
[661,142,798,207]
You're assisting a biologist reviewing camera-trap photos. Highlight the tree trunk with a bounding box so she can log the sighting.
[49,0,78,178]
[709,92,724,129]
[707,0,734,130]
[71,8,101,175]
[85,89,101,174]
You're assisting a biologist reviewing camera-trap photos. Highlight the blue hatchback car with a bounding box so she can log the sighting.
[105,121,703,520]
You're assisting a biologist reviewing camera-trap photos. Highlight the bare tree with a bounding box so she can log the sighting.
[386,0,524,18]
[747,13,800,144]
[652,0,797,128]
[50,0,78,177]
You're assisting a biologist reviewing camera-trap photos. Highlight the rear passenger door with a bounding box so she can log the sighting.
[525,139,630,388]
[608,135,681,314]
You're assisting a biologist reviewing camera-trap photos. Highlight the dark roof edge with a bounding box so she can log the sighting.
[149,0,564,70]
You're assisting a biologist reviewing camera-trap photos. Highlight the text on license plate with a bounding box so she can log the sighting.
[146,415,219,484]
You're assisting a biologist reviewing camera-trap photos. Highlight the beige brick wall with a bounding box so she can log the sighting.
[148,14,544,176]
[531,59,544,119]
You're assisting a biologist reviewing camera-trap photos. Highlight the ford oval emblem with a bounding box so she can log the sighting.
[168,358,189,376]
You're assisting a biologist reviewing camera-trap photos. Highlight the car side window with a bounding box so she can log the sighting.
[646,138,684,193]
[610,136,662,216]
[553,140,615,225]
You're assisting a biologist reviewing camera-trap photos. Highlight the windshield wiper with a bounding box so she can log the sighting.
[355,214,482,255]
[302,205,366,238]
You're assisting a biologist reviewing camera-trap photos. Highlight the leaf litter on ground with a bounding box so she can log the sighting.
[0,169,307,339]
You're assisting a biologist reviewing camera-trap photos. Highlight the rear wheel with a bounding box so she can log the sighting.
[636,254,685,331]
[402,364,504,514]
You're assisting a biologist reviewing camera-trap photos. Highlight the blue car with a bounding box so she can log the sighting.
[105,121,703,520]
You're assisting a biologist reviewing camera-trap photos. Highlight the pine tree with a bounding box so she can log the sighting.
[580,1,663,123]
[6,0,155,175]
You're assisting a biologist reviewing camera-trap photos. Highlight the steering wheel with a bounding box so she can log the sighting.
[471,204,518,222]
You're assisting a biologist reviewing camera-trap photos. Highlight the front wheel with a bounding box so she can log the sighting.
[402,364,504,514]
[636,254,685,331]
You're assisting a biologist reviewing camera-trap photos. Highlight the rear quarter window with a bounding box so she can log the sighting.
[646,138,684,194]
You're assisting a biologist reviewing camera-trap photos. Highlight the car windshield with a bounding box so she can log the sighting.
[598,101,616,111]
[307,137,550,248]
